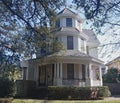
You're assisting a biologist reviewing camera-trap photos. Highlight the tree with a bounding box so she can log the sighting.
[103,68,120,83]
[0,0,64,79]
[72,0,120,29]
[71,0,120,62]
[0,0,64,56]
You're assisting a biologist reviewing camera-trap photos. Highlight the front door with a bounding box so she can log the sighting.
[39,66,46,86]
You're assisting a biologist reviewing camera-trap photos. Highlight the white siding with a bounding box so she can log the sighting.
[75,20,78,29]
[89,48,98,58]
[61,35,67,49]
[84,41,87,54]
[78,37,81,51]
[60,18,66,27]
[79,23,82,31]
[73,36,77,50]
[72,18,75,27]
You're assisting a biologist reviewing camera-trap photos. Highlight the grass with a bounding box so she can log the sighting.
[12,99,120,103]
[1,99,120,103]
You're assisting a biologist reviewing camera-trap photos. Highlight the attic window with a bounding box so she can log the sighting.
[66,18,72,27]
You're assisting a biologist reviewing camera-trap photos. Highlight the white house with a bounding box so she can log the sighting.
[21,8,103,87]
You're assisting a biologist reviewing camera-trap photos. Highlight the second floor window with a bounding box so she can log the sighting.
[66,18,72,27]
[67,36,73,50]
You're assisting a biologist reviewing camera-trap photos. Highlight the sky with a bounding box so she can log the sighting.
[98,27,120,63]
[65,0,120,63]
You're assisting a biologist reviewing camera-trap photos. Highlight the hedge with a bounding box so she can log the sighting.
[15,80,36,97]
[0,78,15,97]
[30,86,111,100]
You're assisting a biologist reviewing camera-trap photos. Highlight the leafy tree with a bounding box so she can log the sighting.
[72,0,120,29]
[103,68,120,83]
[0,77,15,97]
[71,0,120,62]
[0,64,21,81]
[0,0,64,57]
[0,0,64,79]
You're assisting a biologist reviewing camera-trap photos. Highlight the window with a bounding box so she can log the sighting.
[66,18,72,27]
[67,64,74,79]
[82,64,86,80]
[81,38,85,52]
[55,19,60,28]
[67,36,73,50]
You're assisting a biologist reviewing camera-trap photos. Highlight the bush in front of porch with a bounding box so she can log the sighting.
[30,86,111,100]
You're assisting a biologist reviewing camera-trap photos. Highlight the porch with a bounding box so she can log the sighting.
[37,63,102,87]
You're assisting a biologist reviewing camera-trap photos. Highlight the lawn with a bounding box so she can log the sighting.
[11,99,120,103]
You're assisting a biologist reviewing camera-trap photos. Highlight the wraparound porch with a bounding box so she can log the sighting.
[37,62,102,87]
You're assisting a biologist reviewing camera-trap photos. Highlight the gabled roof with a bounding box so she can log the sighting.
[57,8,83,22]
[83,29,100,44]
[57,8,77,15]
[106,56,120,65]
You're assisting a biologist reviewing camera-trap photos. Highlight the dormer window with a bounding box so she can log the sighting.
[66,18,72,27]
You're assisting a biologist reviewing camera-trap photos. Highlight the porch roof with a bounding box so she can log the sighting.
[48,50,89,57]
[47,50,103,64]
[28,50,103,64]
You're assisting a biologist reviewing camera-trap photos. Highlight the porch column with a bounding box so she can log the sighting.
[99,66,103,86]
[60,63,63,85]
[88,63,92,86]
[26,67,29,80]
[54,64,56,78]
[60,63,62,78]
[85,64,88,79]
[54,63,57,85]
[57,63,59,78]
[55,63,62,85]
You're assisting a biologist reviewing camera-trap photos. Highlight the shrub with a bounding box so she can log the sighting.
[103,68,120,83]
[30,86,111,100]
[75,87,91,100]
[30,87,48,99]
[15,80,36,97]
[47,86,77,99]
[47,86,111,100]
[98,86,111,97]
[0,78,15,97]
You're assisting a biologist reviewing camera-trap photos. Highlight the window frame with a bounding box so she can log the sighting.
[67,36,74,50]
[66,18,72,27]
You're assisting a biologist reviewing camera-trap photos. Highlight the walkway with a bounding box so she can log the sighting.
[104,95,120,100]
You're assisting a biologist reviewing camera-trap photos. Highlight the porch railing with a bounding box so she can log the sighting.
[62,78,86,87]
